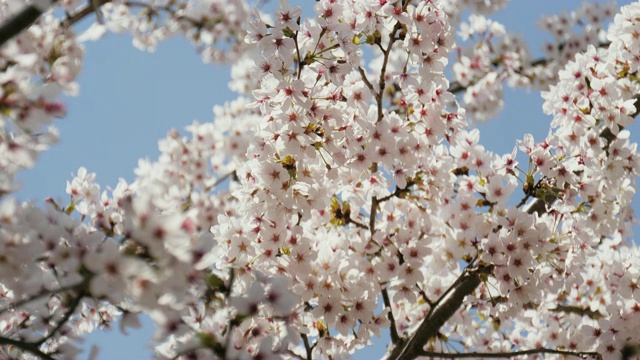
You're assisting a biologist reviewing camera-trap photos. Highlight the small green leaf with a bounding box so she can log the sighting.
[205,273,226,292]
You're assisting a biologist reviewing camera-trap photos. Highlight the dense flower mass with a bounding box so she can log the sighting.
[1,0,640,359]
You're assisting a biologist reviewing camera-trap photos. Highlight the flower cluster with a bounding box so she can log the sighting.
[0,5,81,197]
[79,0,251,63]
[221,0,468,355]
[452,1,619,121]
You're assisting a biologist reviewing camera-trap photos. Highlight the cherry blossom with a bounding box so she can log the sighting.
[1,0,640,359]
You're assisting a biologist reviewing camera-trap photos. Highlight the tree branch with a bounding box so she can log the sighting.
[35,291,85,346]
[385,264,494,360]
[0,1,55,47]
[293,24,302,80]
[551,304,604,320]
[206,170,238,191]
[348,217,369,230]
[381,287,400,344]
[419,348,601,359]
[0,336,56,360]
[369,196,379,235]
[0,282,83,315]
[447,41,613,95]
[62,0,111,28]
[357,66,375,94]
[374,16,406,123]
[400,85,637,360]
[301,333,313,360]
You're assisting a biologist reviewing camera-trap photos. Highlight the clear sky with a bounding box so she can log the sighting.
[12,0,637,359]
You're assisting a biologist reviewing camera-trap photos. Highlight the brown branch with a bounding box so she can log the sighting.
[35,291,85,346]
[382,287,400,344]
[420,348,601,359]
[522,186,557,216]
[301,333,313,360]
[348,217,369,230]
[375,20,404,123]
[61,0,111,28]
[0,1,55,47]
[416,285,434,307]
[0,336,56,360]
[358,66,376,94]
[293,22,302,80]
[385,264,494,360]
[369,196,378,235]
[551,304,604,320]
[286,349,307,360]
[62,0,201,29]
[408,51,636,360]
[0,282,83,315]
[514,192,532,209]
[448,82,464,94]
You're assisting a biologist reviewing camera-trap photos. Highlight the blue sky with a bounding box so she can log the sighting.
[12,0,637,359]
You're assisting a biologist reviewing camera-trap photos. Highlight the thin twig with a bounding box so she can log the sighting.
[301,333,313,360]
[35,291,85,346]
[447,41,613,95]
[0,282,83,315]
[381,287,400,344]
[286,349,307,360]
[378,189,399,203]
[514,192,531,209]
[293,21,302,80]
[0,336,56,360]
[551,304,604,319]
[376,24,402,123]
[348,217,369,230]
[207,170,237,190]
[369,196,378,235]
[61,0,111,28]
[357,66,376,94]
[419,348,601,359]
[416,284,434,307]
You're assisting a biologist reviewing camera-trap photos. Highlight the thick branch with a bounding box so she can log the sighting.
[386,264,494,360]
[0,2,55,47]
